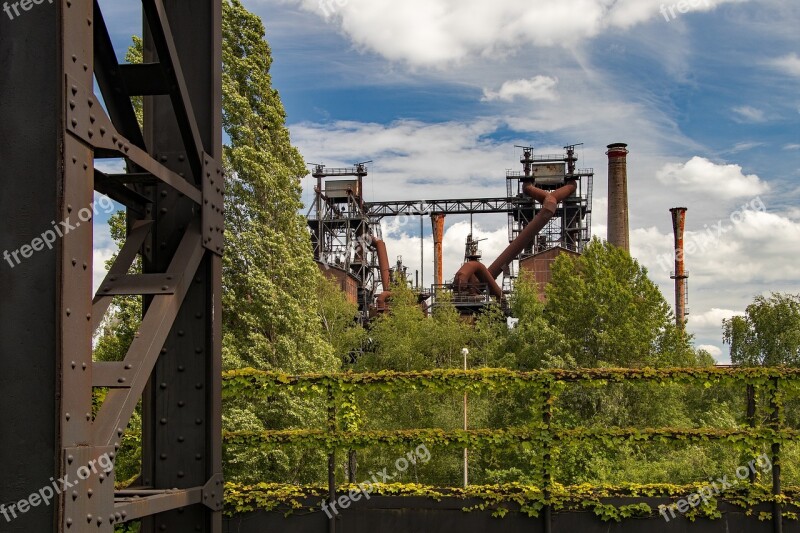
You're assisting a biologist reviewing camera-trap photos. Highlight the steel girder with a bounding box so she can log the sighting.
[0,0,223,532]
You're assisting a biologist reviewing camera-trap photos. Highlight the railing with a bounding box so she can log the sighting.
[222,367,800,527]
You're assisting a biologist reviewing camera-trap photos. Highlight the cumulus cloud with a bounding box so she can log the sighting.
[482,76,559,102]
[287,0,745,67]
[697,344,723,360]
[767,53,800,78]
[656,157,769,199]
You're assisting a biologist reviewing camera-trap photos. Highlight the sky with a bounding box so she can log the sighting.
[96,0,800,363]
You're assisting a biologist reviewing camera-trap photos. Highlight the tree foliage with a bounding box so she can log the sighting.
[724,293,800,367]
[544,239,694,368]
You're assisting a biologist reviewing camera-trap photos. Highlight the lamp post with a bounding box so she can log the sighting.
[462,347,469,488]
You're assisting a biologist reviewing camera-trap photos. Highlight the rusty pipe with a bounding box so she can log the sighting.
[670,207,688,331]
[432,214,445,287]
[452,261,503,300]
[371,239,392,293]
[486,179,577,278]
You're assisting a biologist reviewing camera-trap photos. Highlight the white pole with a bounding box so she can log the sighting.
[462,347,469,488]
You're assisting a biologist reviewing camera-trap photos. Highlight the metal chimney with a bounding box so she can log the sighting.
[606,143,630,252]
[432,214,445,287]
[670,207,689,331]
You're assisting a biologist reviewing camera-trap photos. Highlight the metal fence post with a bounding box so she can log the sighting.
[542,378,552,533]
[770,377,782,533]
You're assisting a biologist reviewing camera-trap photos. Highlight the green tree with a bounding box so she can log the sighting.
[544,238,693,368]
[316,276,366,365]
[219,0,339,484]
[723,293,800,366]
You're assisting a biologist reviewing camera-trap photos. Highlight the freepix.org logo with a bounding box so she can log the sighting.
[2,195,115,270]
[3,0,54,21]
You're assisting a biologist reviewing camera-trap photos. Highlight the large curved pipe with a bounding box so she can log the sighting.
[372,239,392,293]
[486,179,577,279]
[452,261,504,300]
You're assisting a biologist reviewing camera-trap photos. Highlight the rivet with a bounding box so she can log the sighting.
[73,491,78,501]
[87,489,93,497]
[178,436,185,443]
[161,453,167,460]
[124,364,132,370]
[195,418,203,425]
[67,455,74,464]
[178,330,185,337]
[86,514,92,523]
[71,361,76,369]
[65,413,71,421]
[195,454,202,460]
[161,348,168,354]
[118,378,126,384]
[178,401,185,408]
[71,118,78,127]
[177,471,185,478]
[160,418,168,425]
[160,382,167,389]
[66,308,72,316]
[85,412,91,421]
[66,518,73,527]
[195,383,203,390]
[179,364,186,371]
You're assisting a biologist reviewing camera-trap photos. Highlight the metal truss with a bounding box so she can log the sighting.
[364,197,517,218]
[0,0,223,531]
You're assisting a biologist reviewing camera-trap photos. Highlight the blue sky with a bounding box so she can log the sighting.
[97,0,800,362]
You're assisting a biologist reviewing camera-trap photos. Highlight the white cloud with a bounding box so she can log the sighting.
[92,222,118,293]
[285,0,745,67]
[726,141,764,154]
[768,53,800,78]
[656,157,769,199]
[688,308,743,329]
[697,344,723,359]
[482,76,559,102]
[731,106,767,123]
[784,143,800,151]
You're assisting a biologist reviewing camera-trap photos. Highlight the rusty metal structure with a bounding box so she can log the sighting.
[670,207,689,331]
[450,145,593,312]
[314,145,594,316]
[0,0,223,531]
[309,163,384,319]
[606,143,630,252]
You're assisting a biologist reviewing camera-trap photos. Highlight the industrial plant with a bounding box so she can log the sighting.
[309,143,684,319]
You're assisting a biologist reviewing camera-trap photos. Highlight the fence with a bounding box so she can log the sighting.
[222,367,800,529]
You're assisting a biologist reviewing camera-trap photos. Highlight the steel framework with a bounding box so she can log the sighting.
[309,164,382,318]
[0,0,223,531]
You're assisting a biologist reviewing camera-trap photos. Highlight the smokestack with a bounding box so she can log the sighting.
[606,143,630,252]
[670,207,689,331]
[432,214,445,287]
